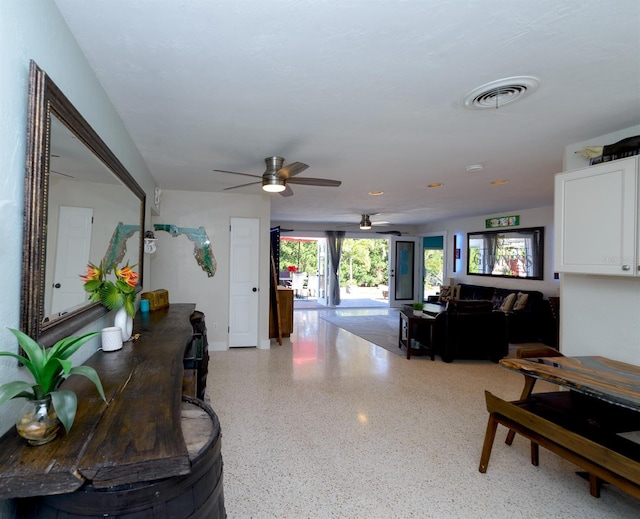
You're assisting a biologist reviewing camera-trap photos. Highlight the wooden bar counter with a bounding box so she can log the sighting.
[0,303,196,498]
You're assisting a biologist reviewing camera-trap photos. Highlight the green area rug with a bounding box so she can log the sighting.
[320,311,403,356]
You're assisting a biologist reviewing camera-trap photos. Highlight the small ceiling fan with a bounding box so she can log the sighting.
[357,213,391,230]
[339,213,402,236]
[214,156,341,197]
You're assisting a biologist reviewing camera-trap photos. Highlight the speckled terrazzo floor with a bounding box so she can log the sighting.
[206,309,640,518]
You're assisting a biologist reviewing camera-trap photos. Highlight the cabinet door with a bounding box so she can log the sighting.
[554,157,637,275]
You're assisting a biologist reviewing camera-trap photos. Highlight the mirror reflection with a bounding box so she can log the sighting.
[467,227,544,280]
[44,116,141,323]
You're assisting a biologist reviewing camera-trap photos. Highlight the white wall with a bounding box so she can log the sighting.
[150,190,272,350]
[560,125,640,364]
[0,4,157,514]
[418,206,559,297]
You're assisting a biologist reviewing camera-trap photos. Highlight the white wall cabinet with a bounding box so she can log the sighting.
[554,156,638,276]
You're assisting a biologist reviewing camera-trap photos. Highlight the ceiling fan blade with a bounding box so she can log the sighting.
[214,169,262,180]
[287,177,341,187]
[278,162,309,179]
[376,230,402,236]
[280,185,294,197]
[223,181,262,191]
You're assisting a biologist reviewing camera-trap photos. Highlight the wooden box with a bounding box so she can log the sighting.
[141,289,170,310]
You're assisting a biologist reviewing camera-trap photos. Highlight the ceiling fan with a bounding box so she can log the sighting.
[336,213,401,235]
[357,213,391,229]
[214,156,341,197]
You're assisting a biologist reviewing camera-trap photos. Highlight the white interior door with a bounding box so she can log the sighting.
[389,236,420,308]
[229,217,260,347]
[50,206,93,316]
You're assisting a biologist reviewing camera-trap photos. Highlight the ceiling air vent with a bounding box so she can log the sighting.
[463,76,540,109]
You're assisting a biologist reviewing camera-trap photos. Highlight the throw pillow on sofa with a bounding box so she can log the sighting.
[491,293,504,310]
[500,293,517,312]
[439,285,460,302]
[513,292,529,311]
[439,285,453,302]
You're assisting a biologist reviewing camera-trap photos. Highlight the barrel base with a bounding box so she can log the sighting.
[18,397,225,519]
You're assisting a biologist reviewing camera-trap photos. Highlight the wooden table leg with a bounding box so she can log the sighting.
[590,474,601,498]
[398,313,403,352]
[406,316,412,360]
[505,375,537,446]
[531,442,540,466]
[429,321,435,360]
[479,412,499,473]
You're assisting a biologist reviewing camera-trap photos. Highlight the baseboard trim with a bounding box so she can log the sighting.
[209,341,228,351]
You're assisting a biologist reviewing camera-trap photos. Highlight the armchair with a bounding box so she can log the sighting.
[440,300,508,363]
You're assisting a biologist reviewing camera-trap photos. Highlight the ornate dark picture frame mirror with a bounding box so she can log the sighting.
[21,61,145,347]
[466,227,544,280]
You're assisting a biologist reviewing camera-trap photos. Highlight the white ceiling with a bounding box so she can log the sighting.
[53,0,640,229]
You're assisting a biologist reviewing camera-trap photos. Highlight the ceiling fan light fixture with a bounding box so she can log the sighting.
[359,215,372,230]
[262,176,286,193]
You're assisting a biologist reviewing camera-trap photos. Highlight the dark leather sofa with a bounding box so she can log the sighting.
[458,283,547,344]
[427,283,549,363]
[439,300,508,363]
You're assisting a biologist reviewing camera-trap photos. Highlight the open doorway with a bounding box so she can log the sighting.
[278,236,389,308]
[423,235,445,300]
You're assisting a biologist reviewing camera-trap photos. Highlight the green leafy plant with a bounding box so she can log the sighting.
[81,261,139,318]
[412,302,424,311]
[0,328,107,433]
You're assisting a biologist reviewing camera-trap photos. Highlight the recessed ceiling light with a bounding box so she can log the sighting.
[368,191,384,196]
[490,179,509,185]
[427,183,443,188]
[464,76,540,110]
[466,164,484,172]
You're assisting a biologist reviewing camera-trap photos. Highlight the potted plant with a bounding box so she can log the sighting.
[81,261,139,340]
[412,302,424,316]
[0,328,106,445]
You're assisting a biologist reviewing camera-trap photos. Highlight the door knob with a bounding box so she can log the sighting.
[252,287,258,292]
[622,265,631,271]
[54,283,61,288]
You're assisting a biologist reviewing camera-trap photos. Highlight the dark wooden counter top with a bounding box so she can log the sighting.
[0,303,195,498]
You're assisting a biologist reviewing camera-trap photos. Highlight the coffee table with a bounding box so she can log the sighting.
[479,356,640,498]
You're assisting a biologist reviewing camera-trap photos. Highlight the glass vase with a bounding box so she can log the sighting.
[16,397,61,446]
